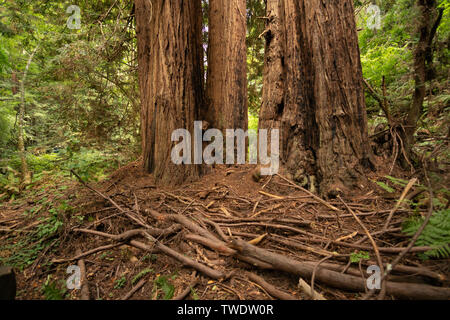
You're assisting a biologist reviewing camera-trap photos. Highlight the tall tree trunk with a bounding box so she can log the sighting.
[259,0,373,196]
[404,0,443,160]
[205,0,248,131]
[135,0,204,185]
[18,44,39,186]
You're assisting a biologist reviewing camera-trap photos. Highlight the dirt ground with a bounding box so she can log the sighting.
[1,161,449,300]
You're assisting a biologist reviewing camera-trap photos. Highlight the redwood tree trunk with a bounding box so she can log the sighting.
[205,0,248,131]
[135,0,204,185]
[259,0,372,196]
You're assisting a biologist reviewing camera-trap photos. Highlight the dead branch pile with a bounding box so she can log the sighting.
[49,169,450,300]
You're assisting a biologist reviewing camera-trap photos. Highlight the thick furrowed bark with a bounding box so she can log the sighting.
[135,0,204,185]
[259,0,373,196]
[305,0,372,194]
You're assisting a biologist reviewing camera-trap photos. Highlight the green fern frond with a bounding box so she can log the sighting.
[403,209,450,259]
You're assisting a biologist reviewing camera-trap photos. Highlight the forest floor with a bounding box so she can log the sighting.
[1,161,449,300]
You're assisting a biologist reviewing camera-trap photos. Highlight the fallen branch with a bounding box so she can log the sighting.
[229,238,450,300]
[184,233,273,269]
[52,243,123,264]
[339,196,386,299]
[71,169,149,228]
[310,255,335,300]
[383,170,436,282]
[211,217,312,228]
[145,209,217,241]
[276,174,341,212]
[74,225,181,242]
[269,235,339,257]
[383,178,417,230]
[298,278,326,300]
[73,228,223,280]
[76,249,90,300]
[121,278,148,300]
[245,272,297,300]
[292,236,434,253]
[74,228,159,255]
[218,221,311,237]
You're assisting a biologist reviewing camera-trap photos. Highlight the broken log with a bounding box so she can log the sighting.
[230,239,450,300]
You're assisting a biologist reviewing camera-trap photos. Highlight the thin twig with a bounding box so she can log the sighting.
[338,196,386,299]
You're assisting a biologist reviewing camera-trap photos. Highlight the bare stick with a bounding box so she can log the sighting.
[276,174,341,212]
[298,278,326,300]
[121,278,147,300]
[288,236,434,253]
[71,169,149,228]
[383,178,417,230]
[76,249,90,300]
[145,209,217,241]
[245,272,297,300]
[338,196,386,299]
[185,233,273,269]
[382,170,436,283]
[142,233,224,280]
[310,255,334,300]
[73,227,179,241]
[52,243,122,263]
[218,222,313,237]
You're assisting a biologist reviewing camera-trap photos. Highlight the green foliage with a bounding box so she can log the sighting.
[0,45,9,73]
[0,146,128,199]
[114,276,127,289]
[41,275,67,300]
[350,251,371,263]
[190,287,200,300]
[0,166,20,196]
[0,0,140,175]
[66,148,123,182]
[132,268,154,286]
[154,275,175,300]
[0,103,15,149]
[246,0,265,115]
[385,175,411,187]
[35,215,63,241]
[357,0,449,136]
[248,111,259,132]
[373,180,395,193]
[403,208,450,258]
[0,199,64,270]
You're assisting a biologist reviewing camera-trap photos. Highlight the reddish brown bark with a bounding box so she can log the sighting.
[135,0,204,185]
[259,0,373,196]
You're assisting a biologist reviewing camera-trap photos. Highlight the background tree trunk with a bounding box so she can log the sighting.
[205,0,248,131]
[18,44,39,186]
[135,0,204,185]
[259,0,373,196]
[403,0,443,161]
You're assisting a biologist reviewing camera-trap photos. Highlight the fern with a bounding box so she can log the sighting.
[403,209,450,259]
